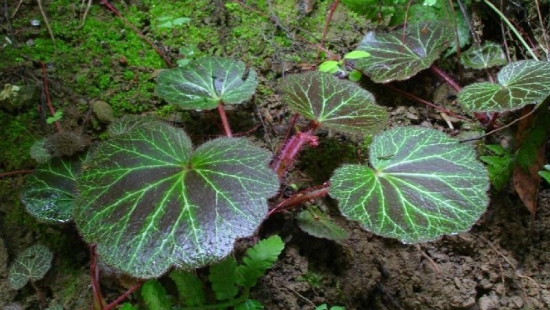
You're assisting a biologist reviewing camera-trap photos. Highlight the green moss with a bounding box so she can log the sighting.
[0,112,36,171]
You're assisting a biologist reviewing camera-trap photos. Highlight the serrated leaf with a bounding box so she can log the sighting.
[281,71,388,134]
[479,155,513,192]
[155,56,258,111]
[235,299,264,310]
[236,235,284,288]
[169,270,205,306]
[297,207,349,240]
[21,156,83,223]
[355,21,452,83]
[8,245,53,290]
[330,127,489,244]
[74,120,279,278]
[460,42,507,69]
[209,257,238,301]
[141,279,171,310]
[458,60,550,112]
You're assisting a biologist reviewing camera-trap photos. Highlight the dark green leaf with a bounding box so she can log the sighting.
[209,257,238,301]
[155,56,257,110]
[460,42,507,69]
[281,71,388,134]
[297,207,349,240]
[21,156,83,223]
[8,245,53,290]
[458,60,550,112]
[330,127,489,244]
[479,145,513,192]
[169,270,205,306]
[355,21,452,82]
[236,235,284,288]
[74,120,279,278]
[141,279,171,310]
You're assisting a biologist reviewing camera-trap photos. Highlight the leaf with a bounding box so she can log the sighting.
[21,156,82,223]
[30,138,51,164]
[74,120,279,278]
[155,56,258,111]
[479,144,513,192]
[141,279,171,310]
[457,60,550,112]
[318,61,340,73]
[236,235,284,288]
[330,127,490,244]
[539,168,550,184]
[209,257,238,301]
[344,50,370,59]
[234,299,264,310]
[460,42,507,69]
[8,244,53,290]
[348,70,362,82]
[281,71,388,134]
[169,270,205,306]
[296,207,349,240]
[354,21,453,83]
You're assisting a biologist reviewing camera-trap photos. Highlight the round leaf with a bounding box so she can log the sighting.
[296,207,349,240]
[21,156,82,223]
[460,42,507,69]
[8,245,53,290]
[458,60,550,112]
[281,71,388,134]
[74,120,279,278]
[330,127,489,244]
[355,21,453,83]
[155,56,258,110]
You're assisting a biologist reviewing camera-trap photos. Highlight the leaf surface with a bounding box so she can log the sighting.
[355,21,452,83]
[297,207,349,240]
[155,56,257,110]
[209,257,238,301]
[236,235,284,288]
[21,156,82,223]
[330,127,489,244]
[8,245,53,290]
[458,60,550,112]
[74,120,279,278]
[281,71,388,134]
[460,42,507,69]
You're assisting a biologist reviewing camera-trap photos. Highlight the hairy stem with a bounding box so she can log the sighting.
[271,122,319,179]
[103,283,142,310]
[268,183,330,216]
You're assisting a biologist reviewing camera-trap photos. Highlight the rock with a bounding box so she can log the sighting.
[91,100,115,124]
[478,294,496,310]
[0,84,38,112]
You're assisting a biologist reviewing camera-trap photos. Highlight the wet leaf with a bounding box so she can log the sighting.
[8,245,53,290]
[21,156,83,223]
[330,127,489,244]
[155,56,257,110]
[458,60,550,112]
[354,21,453,83]
[281,71,388,134]
[460,42,507,69]
[74,119,279,278]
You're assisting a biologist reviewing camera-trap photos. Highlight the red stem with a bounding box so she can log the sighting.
[41,62,62,132]
[271,122,319,179]
[217,103,232,137]
[103,283,142,310]
[90,245,107,310]
[0,170,33,178]
[100,0,173,67]
[318,0,340,59]
[268,182,330,216]
[384,84,467,120]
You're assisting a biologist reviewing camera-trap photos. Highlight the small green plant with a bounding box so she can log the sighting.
[46,110,63,124]
[122,235,284,309]
[479,145,514,192]
[8,244,54,307]
[318,51,370,82]
[315,304,345,310]
[539,165,550,184]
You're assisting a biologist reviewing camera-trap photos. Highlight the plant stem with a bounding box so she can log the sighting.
[103,283,142,310]
[89,245,107,310]
[318,0,340,59]
[41,62,62,133]
[0,170,33,178]
[482,0,538,60]
[271,122,319,179]
[217,103,232,137]
[268,182,330,216]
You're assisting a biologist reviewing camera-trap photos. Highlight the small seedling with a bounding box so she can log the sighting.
[46,110,63,124]
[8,244,53,307]
[318,51,370,82]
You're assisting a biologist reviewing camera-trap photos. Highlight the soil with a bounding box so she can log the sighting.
[1,1,550,309]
